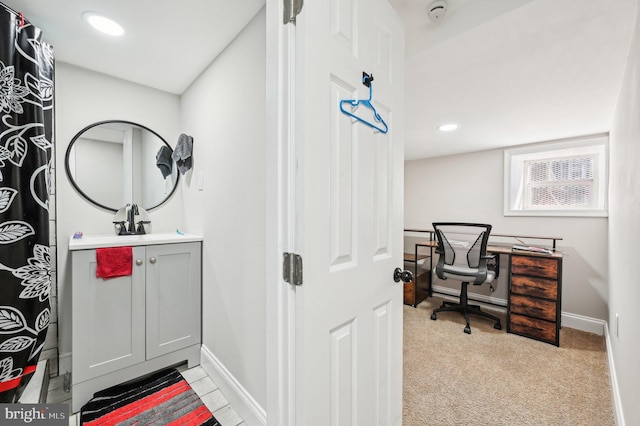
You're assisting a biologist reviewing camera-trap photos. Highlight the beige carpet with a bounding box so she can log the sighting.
[403,297,614,426]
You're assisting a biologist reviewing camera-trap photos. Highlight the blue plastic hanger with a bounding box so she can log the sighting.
[339,72,389,134]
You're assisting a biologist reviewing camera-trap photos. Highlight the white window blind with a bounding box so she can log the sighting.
[524,155,597,209]
[504,135,608,217]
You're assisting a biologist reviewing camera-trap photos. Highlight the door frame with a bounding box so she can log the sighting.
[266,1,298,425]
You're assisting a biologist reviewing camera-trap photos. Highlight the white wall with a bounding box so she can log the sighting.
[405,148,609,321]
[55,62,184,364]
[608,1,640,423]
[180,8,267,410]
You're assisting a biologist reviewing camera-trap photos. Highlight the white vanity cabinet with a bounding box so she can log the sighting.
[69,234,203,412]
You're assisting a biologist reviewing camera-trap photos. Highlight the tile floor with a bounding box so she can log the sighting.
[47,364,245,425]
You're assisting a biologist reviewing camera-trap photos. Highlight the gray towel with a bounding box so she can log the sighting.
[172,133,193,175]
[155,145,173,178]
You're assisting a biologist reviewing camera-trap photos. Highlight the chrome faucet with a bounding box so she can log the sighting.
[127,204,139,233]
[114,203,149,235]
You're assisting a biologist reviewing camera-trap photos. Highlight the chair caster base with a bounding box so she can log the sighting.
[430,313,437,321]
[494,322,502,330]
[464,326,471,334]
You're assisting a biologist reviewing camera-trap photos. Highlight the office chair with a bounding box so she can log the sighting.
[430,222,502,334]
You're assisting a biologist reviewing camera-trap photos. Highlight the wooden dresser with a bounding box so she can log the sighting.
[507,253,562,346]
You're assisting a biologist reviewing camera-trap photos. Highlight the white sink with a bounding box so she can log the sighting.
[68,232,203,250]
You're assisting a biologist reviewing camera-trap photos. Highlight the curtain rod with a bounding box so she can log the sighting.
[0,2,32,26]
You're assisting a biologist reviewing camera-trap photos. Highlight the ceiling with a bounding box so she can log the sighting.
[2,0,637,160]
[392,0,637,160]
[1,0,265,95]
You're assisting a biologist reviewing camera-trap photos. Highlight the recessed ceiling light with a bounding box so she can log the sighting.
[437,123,459,132]
[82,12,124,36]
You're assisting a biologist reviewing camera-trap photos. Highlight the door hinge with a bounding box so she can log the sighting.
[283,252,303,286]
[283,0,304,24]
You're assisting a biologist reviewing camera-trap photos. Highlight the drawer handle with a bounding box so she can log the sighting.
[136,259,143,266]
[149,257,157,264]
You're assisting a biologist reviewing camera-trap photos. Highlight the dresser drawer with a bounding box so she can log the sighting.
[509,313,557,344]
[510,275,558,300]
[511,255,558,279]
[509,294,556,322]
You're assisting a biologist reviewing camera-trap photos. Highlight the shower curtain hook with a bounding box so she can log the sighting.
[19,12,25,27]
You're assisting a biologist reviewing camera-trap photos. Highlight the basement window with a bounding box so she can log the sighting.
[504,135,608,217]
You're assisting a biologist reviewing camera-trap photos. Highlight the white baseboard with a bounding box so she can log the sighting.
[200,345,266,426]
[604,323,625,426]
[560,311,605,335]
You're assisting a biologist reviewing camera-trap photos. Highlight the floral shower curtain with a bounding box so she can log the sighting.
[0,4,54,402]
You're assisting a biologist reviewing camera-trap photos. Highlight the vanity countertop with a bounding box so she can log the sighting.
[68,233,203,250]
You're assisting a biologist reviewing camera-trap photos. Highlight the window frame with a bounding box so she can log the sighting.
[503,135,608,217]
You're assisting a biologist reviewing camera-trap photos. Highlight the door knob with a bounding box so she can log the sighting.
[393,267,413,283]
[149,257,157,264]
[136,259,143,266]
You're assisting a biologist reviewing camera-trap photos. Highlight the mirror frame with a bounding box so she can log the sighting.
[65,120,179,212]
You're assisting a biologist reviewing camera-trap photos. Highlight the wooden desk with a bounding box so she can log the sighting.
[405,228,563,251]
[403,248,432,307]
[404,253,429,263]
[404,235,563,346]
[403,230,436,307]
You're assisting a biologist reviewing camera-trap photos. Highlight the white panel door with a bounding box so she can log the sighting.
[293,1,405,425]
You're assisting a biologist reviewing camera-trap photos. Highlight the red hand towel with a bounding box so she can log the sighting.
[96,246,133,279]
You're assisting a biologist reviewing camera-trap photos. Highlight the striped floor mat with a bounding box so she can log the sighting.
[79,368,220,425]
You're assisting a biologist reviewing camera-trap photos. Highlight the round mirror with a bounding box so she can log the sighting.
[65,120,179,212]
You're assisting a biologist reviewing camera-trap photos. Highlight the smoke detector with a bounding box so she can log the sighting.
[427,0,447,22]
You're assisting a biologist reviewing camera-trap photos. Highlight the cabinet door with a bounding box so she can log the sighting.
[145,242,202,359]
[72,247,146,384]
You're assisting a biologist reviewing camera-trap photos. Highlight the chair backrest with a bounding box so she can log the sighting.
[432,222,492,285]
